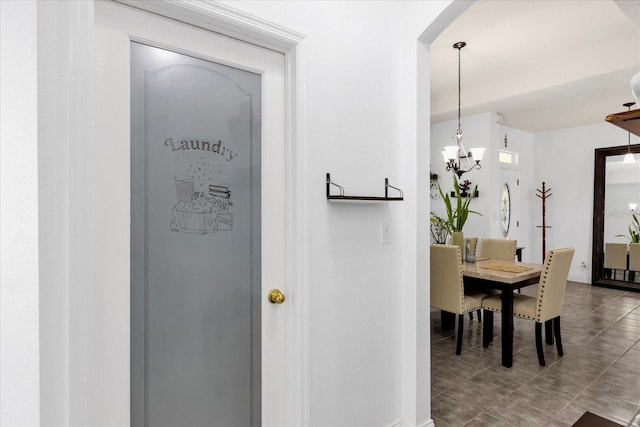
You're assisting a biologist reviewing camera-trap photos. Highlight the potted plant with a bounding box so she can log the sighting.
[615,211,640,243]
[430,212,451,244]
[437,175,481,259]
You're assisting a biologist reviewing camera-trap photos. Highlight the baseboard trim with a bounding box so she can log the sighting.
[386,419,435,427]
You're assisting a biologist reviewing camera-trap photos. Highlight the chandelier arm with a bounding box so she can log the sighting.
[446,158,482,180]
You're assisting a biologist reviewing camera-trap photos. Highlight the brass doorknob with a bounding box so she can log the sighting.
[268,288,286,304]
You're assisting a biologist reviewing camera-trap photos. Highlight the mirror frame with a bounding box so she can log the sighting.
[592,144,640,291]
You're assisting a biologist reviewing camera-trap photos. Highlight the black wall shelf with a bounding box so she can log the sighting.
[450,190,479,198]
[326,173,404,201]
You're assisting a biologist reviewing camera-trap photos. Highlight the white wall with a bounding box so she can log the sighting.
[220,2,453,425]
[430,113,536,259]
[0,1,41,425]
[533,122,640,283]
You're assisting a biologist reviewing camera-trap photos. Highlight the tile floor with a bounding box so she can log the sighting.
[430,281,640,426]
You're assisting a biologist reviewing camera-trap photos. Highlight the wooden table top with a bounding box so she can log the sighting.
[463,259,542,284]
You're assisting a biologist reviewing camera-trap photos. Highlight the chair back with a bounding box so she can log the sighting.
[628,243,640,272]
[535,247,574,322]
[466,237,478,256]
[477,238,517,261]
[604,243,628,270]
[430,244,464,315]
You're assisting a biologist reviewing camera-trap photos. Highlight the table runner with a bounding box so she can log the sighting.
[479,263,533,273]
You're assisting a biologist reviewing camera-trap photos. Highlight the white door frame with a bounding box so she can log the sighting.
[39,1,306,425]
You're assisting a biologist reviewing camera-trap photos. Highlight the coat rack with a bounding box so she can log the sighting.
[326,173,404,201]
[536,182,552,262]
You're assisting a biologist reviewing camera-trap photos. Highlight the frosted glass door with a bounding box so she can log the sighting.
[130,42,261,426]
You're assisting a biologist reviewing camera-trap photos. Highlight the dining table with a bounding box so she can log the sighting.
[440,258,542,368]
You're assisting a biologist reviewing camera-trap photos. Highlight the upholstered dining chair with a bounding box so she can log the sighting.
[476,238,517,261]
[431,244,484,355]
[604,243,628,280]
[481,247,575,366]
[477,238,519,294]
[629,243,640,281]
[467,237,478,257]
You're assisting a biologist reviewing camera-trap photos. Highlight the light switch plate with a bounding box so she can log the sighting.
[381,221,390,244]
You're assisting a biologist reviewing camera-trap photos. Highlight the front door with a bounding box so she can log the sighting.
[94,1,288,424]
[499,165,520,244]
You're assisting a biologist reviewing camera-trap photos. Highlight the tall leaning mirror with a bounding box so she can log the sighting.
[592,144,640,291]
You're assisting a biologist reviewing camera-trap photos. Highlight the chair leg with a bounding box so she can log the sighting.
[485,310,494,342]
[456,314,464,355]
[482,310,492,348]
[545,319,554,345]
[535,322,545,366]
[489,311,494,342]
[553,316,564,357]
[468,309,483,321]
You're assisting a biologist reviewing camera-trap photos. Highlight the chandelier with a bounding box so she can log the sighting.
[622,101,636,164]
[442,41,485,178]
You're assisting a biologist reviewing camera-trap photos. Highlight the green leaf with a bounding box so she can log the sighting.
[437,175,482,232]
[616,212,640,243]
[430,211,451,244]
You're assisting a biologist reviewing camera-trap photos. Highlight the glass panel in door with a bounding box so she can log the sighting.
[130,41,261,426]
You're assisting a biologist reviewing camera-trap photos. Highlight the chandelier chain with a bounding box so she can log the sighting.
[622,101,636,164]
[457,44,462,135]
[627,102,634,148]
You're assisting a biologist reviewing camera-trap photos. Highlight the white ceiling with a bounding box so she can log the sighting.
[430,0,640,133]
